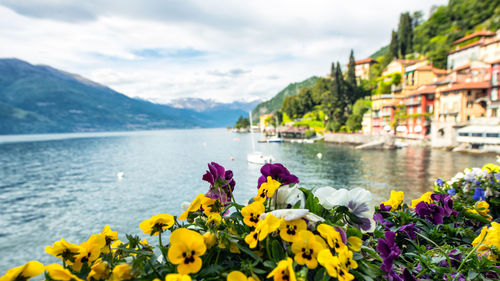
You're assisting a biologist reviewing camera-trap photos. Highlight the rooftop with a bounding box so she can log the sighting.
[451,30,496,45]
[355,58,378,65]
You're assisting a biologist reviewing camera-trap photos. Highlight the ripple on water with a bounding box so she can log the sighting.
[0,129,496,274]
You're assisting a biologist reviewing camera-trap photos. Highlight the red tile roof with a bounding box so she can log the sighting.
[439,81,490,93]
[407,85,437,97]
[355,58,377,65]
[449,41,484,54]
[452,31,496,45]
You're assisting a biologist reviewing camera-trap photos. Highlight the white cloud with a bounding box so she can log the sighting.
[0,0,447,102]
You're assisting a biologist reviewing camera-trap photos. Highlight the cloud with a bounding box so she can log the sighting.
[0,0,448,102]
[207,68,251,77]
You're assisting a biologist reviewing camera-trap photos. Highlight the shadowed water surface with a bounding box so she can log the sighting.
[0,128,496,273]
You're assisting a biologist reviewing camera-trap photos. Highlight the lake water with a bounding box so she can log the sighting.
[0,128,496,273]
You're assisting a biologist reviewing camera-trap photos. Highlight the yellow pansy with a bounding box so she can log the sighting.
[201,196,224,216]
[475,201,490,216]
[347,236,362,252]
[165,273,192,281]
[45,264,84,281]
[0,261,44,281]
[254,176,281,202]
[291,230,325,269]
[179,194,205,220]
[87,261,110,281]
[45,238,82,262]
[72,233,106,271]
[482,163,500,173]
[206,213,222,228]
[473,222,500,260]
[203,231,217,249]
[317,224,345,252]
[267,257,296,281]
[317,249,340,278]
[168,228,207,274]
[244,214,282,248]
[139,214,175,236]
[109,264,134,281]
[382,190,404,210]
[279,219,307,242]
[338,246,358,270]
[410,192,432,209]
[101,225,118,253]
[241,201,265,228]
[227,270,259,281]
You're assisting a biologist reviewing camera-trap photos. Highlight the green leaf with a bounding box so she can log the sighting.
[271,240,285,262]
[468,270,479,280]
[236,243,262,263]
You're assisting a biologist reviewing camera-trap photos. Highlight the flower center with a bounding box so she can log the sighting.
[182,250,196,264]
[286,225,296,235]
[281,270,290,281]
[301,248,313,260]
[250,213,259,224]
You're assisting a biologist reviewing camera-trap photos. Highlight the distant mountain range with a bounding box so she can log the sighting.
[0,58,257,134]
[252,76,318,117]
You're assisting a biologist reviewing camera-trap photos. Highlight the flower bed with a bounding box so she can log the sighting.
[2,162,500,281]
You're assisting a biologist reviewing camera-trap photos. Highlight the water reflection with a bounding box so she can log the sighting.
[0,129,496,273]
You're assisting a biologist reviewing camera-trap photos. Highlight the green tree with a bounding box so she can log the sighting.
[234,116,250,129]
[389,30,399,58]
[346,49,358,106]
[398,12,413,57]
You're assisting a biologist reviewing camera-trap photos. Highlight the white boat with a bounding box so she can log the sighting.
[247,111,274,164]
[267,136,284,143]
[247,151,274,164]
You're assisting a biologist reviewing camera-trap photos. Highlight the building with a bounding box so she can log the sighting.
[403,65,446,93]
[488,59,500,117]
[354,58,377,81]
[382,59,422,77]
[448,30,497,70]
[403,85,436,137]
[434,81,490,123]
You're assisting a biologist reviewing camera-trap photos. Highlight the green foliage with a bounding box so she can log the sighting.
[304,129,316,138]
[398,12,414,57]
[389,30,399,59]
[252,76,318,117]
[234,116,250,129]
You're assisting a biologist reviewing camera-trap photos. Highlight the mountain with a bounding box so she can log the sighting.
[165,98,261,127]
[0,58,216,134]
[252,76,318,117]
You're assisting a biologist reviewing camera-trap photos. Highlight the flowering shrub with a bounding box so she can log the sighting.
[1,162,500,281]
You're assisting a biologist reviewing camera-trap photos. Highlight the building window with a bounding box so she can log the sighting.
[492,88,498,101]
[471,133,483,137]
[467,115,470,121]
[427,105,433,113]
[493,71,499,86]
[458,132,469,136]
[417,106,422,114]
[486,133,499,138]
[467,90,472,96]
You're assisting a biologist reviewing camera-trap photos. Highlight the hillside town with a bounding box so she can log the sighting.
[357,30,500,152]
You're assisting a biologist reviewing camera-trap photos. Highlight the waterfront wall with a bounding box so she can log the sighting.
[324,133,389,144]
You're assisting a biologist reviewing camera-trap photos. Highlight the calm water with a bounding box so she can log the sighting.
[0,128,496,273]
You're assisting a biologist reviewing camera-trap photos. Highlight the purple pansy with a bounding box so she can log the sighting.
[376,231,401,273]
[443,273,465,281]
[472,187,485,201]
[401,269,419,281]
[431,194,458,217]
[257,163,299,188]
[379,203,393,212]
[374,213,393,229]
[398,223,420,240]
[202,162,235,203]
[415,201,445,225]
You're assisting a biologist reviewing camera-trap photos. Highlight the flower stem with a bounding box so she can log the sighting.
[415,232,452,272]
[454,233,486,281]
[266,237,272,260]
[146,258,162,279]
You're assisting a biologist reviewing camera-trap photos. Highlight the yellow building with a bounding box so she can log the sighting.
[259,114,274,131]
[434,81,489,122]
[403,64,447,94]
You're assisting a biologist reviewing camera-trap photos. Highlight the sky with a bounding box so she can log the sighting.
[0,0,448,103]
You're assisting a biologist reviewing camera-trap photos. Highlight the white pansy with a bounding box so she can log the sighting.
[314,186,375,233]
[314,186,349,209]
[274,186,306,209]
[260,208,325,223]
[181,201,191,211]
